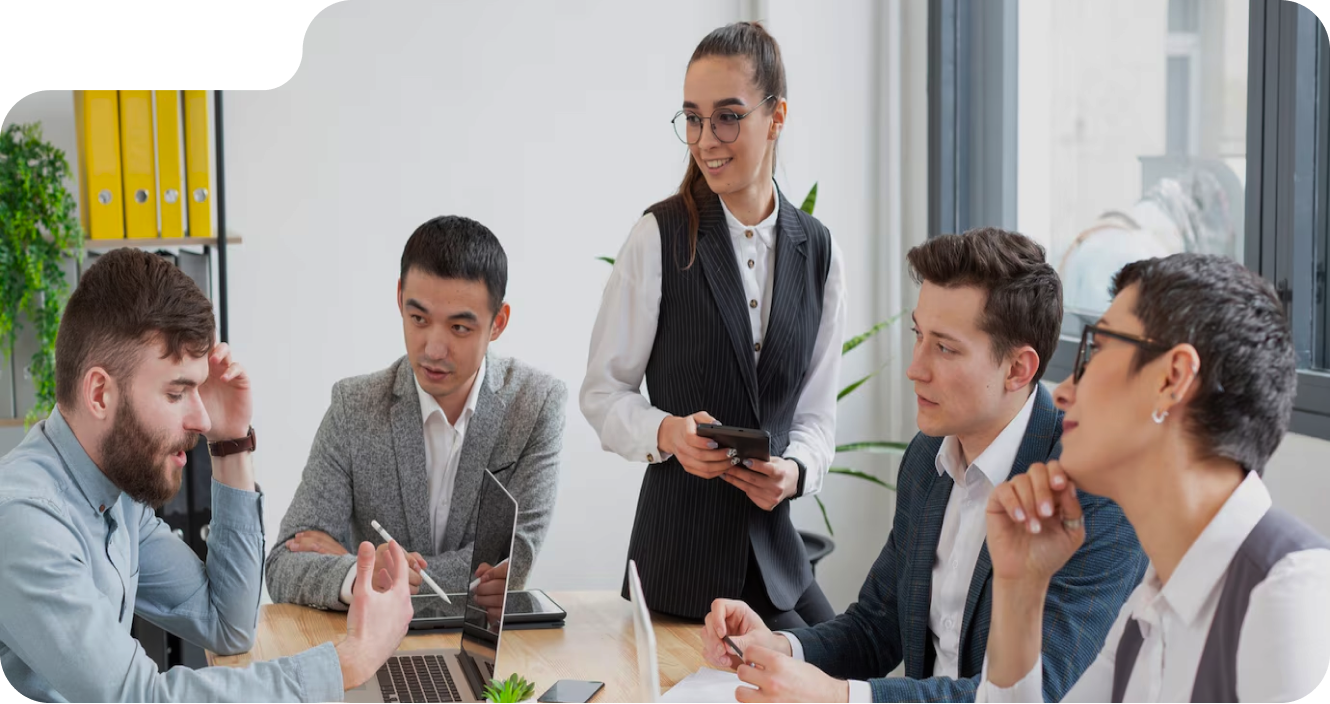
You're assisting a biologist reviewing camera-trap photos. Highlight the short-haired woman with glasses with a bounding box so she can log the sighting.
[975,253,1330,702]
[579,21,846,628]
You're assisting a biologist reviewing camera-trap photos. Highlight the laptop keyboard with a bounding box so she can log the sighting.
[376,654,462,703]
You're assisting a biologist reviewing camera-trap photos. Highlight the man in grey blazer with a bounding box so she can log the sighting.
[266,216,566,610]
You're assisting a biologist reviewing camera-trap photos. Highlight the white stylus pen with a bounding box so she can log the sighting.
[469,557,510,592]
[370,519,450,604]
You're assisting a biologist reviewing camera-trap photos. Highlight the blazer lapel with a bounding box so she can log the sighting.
[960,385,1062,652]
[440,356,506,550]
[389,357,432,550]
[695,192,761,421]
[755,193,809,400]
[906,467,954,677]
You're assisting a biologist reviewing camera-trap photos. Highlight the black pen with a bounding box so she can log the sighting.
[723,635,745,660]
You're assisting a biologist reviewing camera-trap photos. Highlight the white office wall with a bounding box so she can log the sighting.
[1265,432,1330,536]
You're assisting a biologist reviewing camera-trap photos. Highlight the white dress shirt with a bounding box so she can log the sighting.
[782,390,1037,701]
[579,186,846,495]
[339,358,487,603]
[978,471,1330,703]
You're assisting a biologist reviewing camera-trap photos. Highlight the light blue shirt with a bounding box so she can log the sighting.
[0,409,343,702]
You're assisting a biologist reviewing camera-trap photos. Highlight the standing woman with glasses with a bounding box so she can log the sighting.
[580,21,846,628]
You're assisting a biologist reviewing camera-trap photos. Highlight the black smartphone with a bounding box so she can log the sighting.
[538,679,604,703]
[695,422,771,461]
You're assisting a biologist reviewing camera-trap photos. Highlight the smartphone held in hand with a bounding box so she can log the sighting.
[696,423,771,461]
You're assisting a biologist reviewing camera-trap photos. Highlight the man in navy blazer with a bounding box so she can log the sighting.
[701,228,1147,702]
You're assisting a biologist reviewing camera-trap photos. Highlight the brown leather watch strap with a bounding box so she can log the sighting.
[209,426,256,457]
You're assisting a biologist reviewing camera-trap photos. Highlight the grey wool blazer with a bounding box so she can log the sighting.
[265,354,567,609]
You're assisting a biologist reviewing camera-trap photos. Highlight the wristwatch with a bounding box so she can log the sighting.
[787,456,808,498]
[209,426,257,457]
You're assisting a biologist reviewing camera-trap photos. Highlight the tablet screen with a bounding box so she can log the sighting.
[411,594,465,621]
[504,590,564,618]
[409,590,564,625]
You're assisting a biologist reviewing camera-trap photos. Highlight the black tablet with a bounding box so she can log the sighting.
[408,589,568,631]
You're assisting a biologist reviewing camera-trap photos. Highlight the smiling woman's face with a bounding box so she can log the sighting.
[682,55,779,197]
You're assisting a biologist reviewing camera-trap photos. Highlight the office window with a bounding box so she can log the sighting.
[930,0,1330,439]
[1017,0,1248,319]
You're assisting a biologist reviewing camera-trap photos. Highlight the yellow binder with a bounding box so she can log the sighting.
[73,91,125,240]
[154,91,185,239]
[118,91,157,238]
[183,90,211,239]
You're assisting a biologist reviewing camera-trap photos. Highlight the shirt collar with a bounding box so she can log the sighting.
[718,180,781,249]
[935,390,1039,488]
[1147,470,1272,626]
[416,356,487,433]
[42,406,123,515]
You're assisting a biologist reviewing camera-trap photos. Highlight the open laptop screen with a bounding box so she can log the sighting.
[459,469,518,664]
[627,560,661,702]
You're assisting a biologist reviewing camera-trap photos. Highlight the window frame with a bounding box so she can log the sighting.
[928,0,1330,441]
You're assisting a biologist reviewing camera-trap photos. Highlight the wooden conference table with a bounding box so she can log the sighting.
[208,591,710,702]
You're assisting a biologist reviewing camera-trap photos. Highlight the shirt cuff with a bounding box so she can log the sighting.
[977,654,1043,703]
[208,479,265,535]
[637,406,674,464]
[783,442,824,496]
[338,563,358,606]
[848,680,874,703]
[778,631,806,661]
[285,640,344,702]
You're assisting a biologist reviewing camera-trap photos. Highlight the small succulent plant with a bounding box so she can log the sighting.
[483,673,536,703]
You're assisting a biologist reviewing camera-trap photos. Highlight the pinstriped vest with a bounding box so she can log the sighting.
[1111,506,1330,702]
[621,186,832,619]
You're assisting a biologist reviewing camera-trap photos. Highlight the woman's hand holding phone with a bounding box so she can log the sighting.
[657,411,735,479]
[722,457,799,511]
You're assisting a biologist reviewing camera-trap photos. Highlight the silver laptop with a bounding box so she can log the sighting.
[628,559,662,703]
[348,470,518,703]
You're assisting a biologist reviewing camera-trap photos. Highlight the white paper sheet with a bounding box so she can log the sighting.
[660,667,757,703]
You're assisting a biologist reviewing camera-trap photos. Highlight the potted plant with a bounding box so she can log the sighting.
[483,673,536,703]
[787,184,905,568]
[0,122,84,426]
[598,183,906,567]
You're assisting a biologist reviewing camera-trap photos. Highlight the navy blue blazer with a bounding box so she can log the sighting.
[786,385,1147,701]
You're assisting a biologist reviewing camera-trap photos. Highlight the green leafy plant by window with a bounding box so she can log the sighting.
[483,673,536,703]
[0,122,84,426]
[599,183,906,536]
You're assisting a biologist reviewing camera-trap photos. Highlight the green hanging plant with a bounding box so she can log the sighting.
[482,673,536,703]
[0,122,84,427]
[597,183,907,536]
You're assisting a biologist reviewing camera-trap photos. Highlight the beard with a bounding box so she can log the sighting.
[98,397,200,509]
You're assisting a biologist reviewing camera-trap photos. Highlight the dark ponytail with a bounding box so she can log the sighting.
[675,21,787,268]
